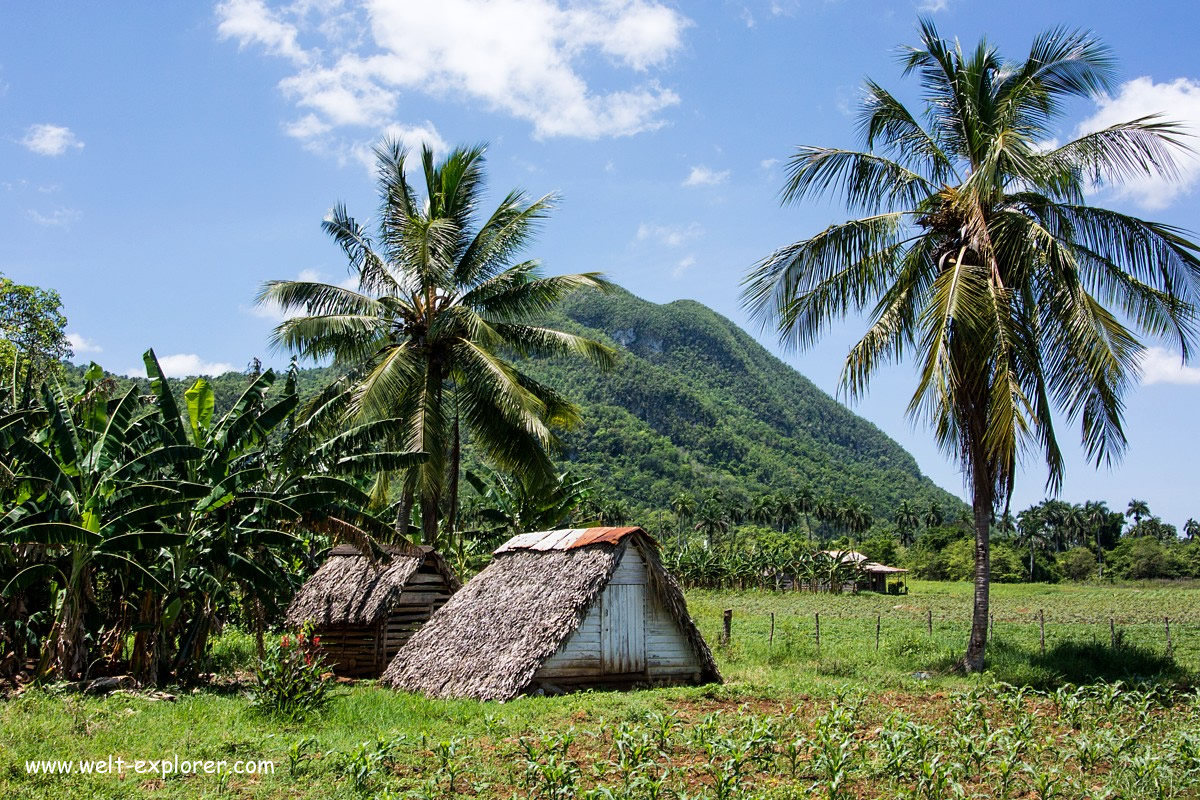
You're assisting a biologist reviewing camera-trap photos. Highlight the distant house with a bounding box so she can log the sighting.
[381,527,721,700]
[285,544,459,678]
[822,550,909,594]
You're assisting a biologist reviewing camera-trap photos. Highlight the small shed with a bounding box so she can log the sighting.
[285,544,459,678]
[381,527,721,700]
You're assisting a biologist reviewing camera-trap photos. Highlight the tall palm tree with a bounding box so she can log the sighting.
[895,499,921,546]
[751,493,778,528]
[670,491,697,543]
[1083,500,1112,577]
[1126,499,1150,528]
[742,21,1200,671]
[795,485,816,541]
[924,502,945,530]
[1185,518,1200,541]
[260,140,615,546]
[693,498,730,548]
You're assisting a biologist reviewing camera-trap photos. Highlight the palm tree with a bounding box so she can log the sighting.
[742,21,1200,671]
[795,485,816,541]
[693,499,730,548]
[260,140,615,546]
[751,493,778,528]
[1185,518,1200,541]
[670,491,697,543]
[1126,499,1150,528]
[895,499,921,546]
[840,497,874,542]
[924,502,944,530]
[1083,500,1112,577]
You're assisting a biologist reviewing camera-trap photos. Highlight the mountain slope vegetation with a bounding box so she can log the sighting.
[63,289,960,518]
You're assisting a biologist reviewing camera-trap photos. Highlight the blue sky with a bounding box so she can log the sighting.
[2,0,1199,527]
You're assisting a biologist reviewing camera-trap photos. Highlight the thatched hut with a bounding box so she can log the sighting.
[381,527,720,700]
[285,544,459,678]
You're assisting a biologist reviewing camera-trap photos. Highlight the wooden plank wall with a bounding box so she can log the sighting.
[315,564,454,678]
[535,543,704,690]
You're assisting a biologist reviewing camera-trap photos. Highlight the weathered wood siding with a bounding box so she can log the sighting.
[534,543,704,688]
[601,583,646,673]
[316,563,454,678]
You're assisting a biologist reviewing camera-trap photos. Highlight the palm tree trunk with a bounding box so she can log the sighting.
[963,463,992,673]
[445,403,461,549]
[395,484,414,540]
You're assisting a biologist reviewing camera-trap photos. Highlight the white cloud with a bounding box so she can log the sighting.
[759,157,779,170]
[635,222,704,247]
[66,333,102,355]
[1140,347,1200,386]
[27,207,81,227]
[682,165,730,187]
[1075,77,1200,210]
[20,124,84,156]
[125,354,236,379]
[346,122,448,173]
[918,0,949,11]
[216,0,310,65]
[671,254,695,279]
[217,0,689,142]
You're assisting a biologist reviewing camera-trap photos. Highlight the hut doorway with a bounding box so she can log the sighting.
[601,583,646,673]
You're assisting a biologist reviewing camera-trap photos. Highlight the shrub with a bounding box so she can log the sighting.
[1058,547,1097,582]
[252,623,330,720]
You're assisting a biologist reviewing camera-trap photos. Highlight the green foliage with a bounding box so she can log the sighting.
[1057,547,1097,582]
[252,625,330,722]
[0,273,71,393]
[518,287,961,519]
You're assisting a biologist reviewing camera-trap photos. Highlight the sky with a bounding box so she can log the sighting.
[2,0,1199,527]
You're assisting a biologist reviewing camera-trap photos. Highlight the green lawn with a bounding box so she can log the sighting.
[3,581,1198,799]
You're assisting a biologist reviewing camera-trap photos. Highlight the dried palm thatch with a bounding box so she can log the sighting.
[381,529,720,700]
[285,545,459,628]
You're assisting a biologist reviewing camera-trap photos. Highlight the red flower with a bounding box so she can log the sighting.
[312,636,321,646]
[281,635,290,648]
[304,654,312,666]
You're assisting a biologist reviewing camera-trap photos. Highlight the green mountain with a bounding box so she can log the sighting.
[60,289,960,518]
[517,288,960,517]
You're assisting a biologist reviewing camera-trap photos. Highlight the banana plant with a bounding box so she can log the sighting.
[0,367,194,679]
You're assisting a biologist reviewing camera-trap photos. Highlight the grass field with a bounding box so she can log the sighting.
[4,581,1200,799]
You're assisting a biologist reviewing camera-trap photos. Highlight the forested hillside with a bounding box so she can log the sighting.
[64,289,958,517]
[518,288,959,515]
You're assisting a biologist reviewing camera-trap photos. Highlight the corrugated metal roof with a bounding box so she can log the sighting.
[494,527,643,554]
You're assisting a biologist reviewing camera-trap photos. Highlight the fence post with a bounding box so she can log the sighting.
[769,612,775,648]
[1110,617,1116,649]
[875,613,881,652]
[815,612,821,652]
[1166,616,1174,657]
[927,609,933,636]
[989,612,994,639]
[1039,609,1046,656]
[722,608,732,645]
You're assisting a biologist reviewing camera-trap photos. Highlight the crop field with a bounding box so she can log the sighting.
[4,581,1200,799]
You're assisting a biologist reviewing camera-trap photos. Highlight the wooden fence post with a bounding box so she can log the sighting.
[1039,609,1046,656]
[1110,617,1116,649]
[815,612,821,652]
[769,612,775,648]
[875,614,881,652]
[1166,616,1174,657]
[927,609,933,636]
[989,612,994,638]
[722,609,732,646]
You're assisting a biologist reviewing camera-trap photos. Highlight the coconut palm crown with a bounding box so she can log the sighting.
[742,20,1200,671]
[259,140,616,545]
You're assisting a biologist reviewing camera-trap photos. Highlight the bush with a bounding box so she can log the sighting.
[1058,547,1097,581]
[252,624,330,721]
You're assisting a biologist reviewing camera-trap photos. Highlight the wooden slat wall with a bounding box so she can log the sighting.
[315,565,454,678]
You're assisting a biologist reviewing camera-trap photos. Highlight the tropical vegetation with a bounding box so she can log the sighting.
[743,20,1200,670]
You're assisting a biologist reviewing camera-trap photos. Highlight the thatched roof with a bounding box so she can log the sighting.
[285,544,459,628]
[381,527,720,701]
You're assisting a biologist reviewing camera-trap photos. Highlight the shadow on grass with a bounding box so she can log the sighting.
[932,639,1193,690]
